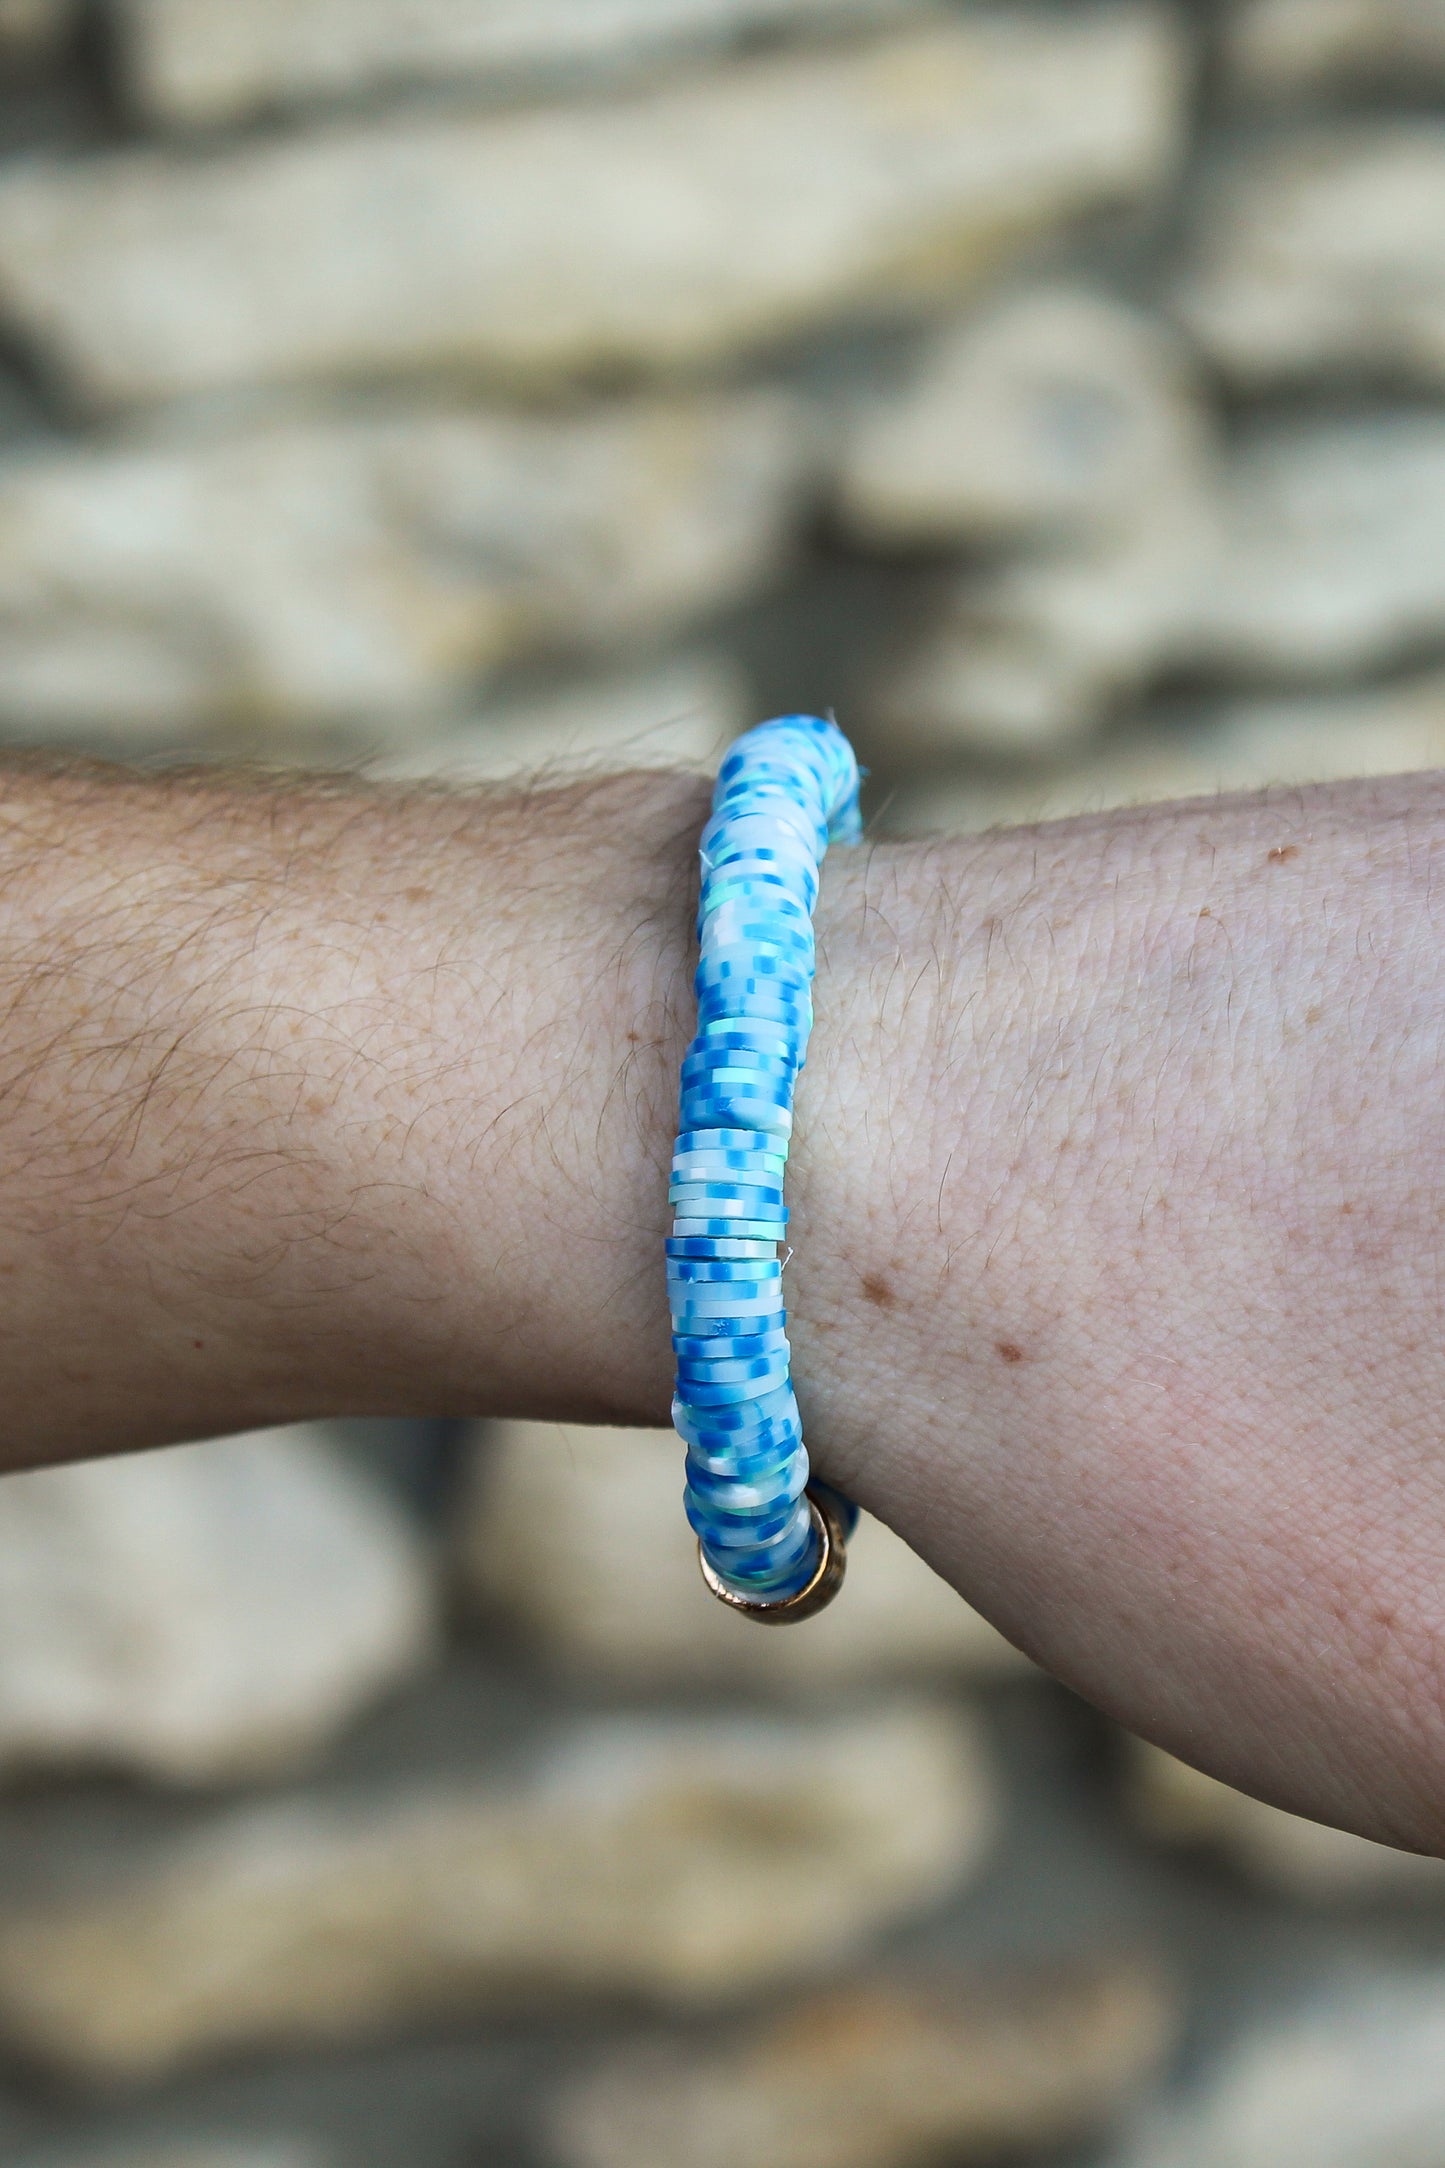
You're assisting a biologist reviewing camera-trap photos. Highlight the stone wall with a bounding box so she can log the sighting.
[0,4,1439,2163]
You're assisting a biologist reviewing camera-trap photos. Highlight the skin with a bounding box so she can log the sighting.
[0,755,1439,1852]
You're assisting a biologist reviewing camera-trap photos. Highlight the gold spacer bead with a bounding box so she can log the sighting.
[697,1485,848,1624]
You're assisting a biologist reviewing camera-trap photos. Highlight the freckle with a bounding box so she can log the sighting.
[404,887,432,905]
[1198,906,1211,918]
[1267,844,1299,864]
[1341,1201,1354,1215]
[996,1341,1026,1365]
[192,1339,204,1351]
[626,1030,641,1044]
[860,1273,896,1310]
[1305,1004,1323,1025]
[305,1095,326,1116]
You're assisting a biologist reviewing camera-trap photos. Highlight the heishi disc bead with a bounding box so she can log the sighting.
[678,1106,792,1139]
[676,1127,788,1153]
[682,1041,798,1073]
[669,1274,784,1301]
[687,1465,806,1514]
[666,1236,781,1260]
[672,1381,798,1438]
[667,1185,786,1213]
[694,999,812,1035]
[675,1318,792,1352]
[681,1082,793,1115]
[679,1400,802,1451]
[669,1173,787,1197]
[696,952,812,990]
[668,1294,783,1320]
[670,1154,788,1183]
[670,1297,785,1328]
[673,1320,785,1348]
[676,1341,791,1379]
[707,1503,816,1586]
[686,1494,802,1548]
[685,1435,803,1483]
[680,1068,798,1101]
[691,1024,796,1054]
[669,1221,787,1243]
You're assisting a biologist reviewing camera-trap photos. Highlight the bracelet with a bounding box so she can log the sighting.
[669,714,862,1624]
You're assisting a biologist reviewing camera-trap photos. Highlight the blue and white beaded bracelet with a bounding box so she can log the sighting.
[669,714,862,1623]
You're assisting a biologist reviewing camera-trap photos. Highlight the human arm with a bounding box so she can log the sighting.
[0,755,1440,1853]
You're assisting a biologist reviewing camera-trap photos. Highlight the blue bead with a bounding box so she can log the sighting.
[678,1103,792,1138]
[677,1362,792,1407]
[686,1491,802,1548]
[680,1056,796,1091]
[666,1236,780,1261]
[686,1406,797,1451]
[675,1318,792,1352]
[705,1502,817,1590]
[670,1220,787,1243]
[685,1440,801,1488]
[695,976,812,1010]
[681,1083,793,1116]
[686,1435,802,1484]
[675,1345,790,1384]
[670,1288,783,1315]
[673,1320,786,1347]
[671,1152,787,1182]
[695,993,812,1032]
[691,1025,795,1055]
[700,928,814,968]
[676,1127,787,1154]
[668,1182,786,1209]
[696,952,811,990]
[682,1041,797,1072]
[671,1382,798,1441]
[687,1459,806,1512]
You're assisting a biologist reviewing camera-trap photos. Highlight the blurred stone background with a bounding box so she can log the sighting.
[0,1,1438,2163]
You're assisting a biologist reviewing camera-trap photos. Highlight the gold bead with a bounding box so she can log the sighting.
[697,1485,848,1624]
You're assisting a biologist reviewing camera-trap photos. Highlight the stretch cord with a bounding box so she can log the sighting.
[668,715,862,1609]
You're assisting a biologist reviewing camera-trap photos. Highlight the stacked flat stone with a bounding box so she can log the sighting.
[669,714,862,1602]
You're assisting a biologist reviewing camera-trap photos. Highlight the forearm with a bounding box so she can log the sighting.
[0,757,1442,1850]
[0,762,705,1452]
